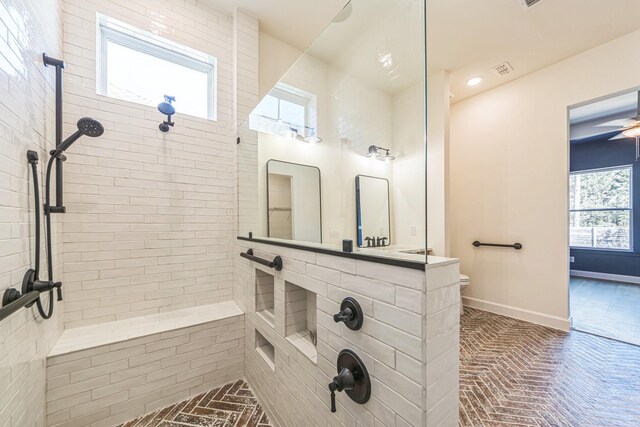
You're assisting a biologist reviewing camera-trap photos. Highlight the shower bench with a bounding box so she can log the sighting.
[45,301,245,427]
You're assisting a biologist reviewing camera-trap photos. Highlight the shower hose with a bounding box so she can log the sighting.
[27,155,57,319]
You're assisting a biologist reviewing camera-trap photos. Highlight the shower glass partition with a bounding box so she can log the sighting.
[237,0,427,264]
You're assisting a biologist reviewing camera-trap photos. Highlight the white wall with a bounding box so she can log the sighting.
[0,0,64,425]
[392,81,427,249]
[61,0,238,327]
[426,72,451,257]
[450,29,640,330]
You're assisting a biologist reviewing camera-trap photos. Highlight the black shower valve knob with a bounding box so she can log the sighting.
[328,349,371,414]
[333,297,364,330]
[54,282,63,301]
[329,368,355,413]
[333,308,353,323]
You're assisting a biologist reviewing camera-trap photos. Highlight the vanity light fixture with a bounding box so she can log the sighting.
[285,127,322,144]
[366,145,395,162]
[466,76,483,87]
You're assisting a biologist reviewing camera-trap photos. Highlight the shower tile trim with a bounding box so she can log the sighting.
[50,301,243,356]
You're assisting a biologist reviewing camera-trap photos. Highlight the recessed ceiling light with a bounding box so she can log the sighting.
[466,77,483,87]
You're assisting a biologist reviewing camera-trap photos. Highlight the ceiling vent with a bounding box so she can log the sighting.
[492,62,515,76]
[516,0,542,10]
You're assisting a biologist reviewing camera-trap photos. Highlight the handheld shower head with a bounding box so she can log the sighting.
[77,117,104,137]
[55,117,104,155]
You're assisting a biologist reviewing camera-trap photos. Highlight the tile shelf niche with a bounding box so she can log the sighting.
[255,269,275,327]
[255,329,275,371]
[284,281,318,364]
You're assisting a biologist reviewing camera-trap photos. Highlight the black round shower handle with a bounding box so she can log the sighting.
[333,297,364,330]
[328,349,371,413]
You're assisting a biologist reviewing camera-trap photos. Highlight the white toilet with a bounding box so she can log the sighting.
[459,274,470,315]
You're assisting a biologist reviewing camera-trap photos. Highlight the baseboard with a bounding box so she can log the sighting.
[462,296,571,332]
[570,270,640,285]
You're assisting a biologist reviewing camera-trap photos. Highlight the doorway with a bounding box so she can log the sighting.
[568,89,640,346]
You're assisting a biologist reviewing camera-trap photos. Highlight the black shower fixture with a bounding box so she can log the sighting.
[158,95,176,132]
[1,54,105,320]
[333,297,364,330]
[328,349,371,413]
[52,117,104,157]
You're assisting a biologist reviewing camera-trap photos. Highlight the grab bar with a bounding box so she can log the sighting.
[240,249,283,271]
[473,241,523,250]
[0,291,41,323]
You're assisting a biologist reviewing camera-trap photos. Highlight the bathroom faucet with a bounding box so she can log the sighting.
[379,237,388,247]
[364,237,373,247]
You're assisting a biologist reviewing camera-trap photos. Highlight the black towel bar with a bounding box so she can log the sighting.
[473,241,522,250]
[240,249,283,271]
[0,290,41,323]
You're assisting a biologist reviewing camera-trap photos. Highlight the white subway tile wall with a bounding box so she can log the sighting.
[236,240,461,426]
[426,260,461,426]
[0,0,64,426]
[60,0,238,327]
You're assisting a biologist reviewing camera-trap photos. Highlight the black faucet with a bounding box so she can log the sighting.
[379,237,388,247]
[364,237,373,247]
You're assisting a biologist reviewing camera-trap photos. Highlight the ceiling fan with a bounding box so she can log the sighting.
[596,91,640,160]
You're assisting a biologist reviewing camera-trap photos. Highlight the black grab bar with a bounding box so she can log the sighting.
[473,241,523,250]
[0,291,41,323]
[240,249,283,271]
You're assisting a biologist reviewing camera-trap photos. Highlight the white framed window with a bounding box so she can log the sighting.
[249,83,317,138]
[570,165,633,250]
[96,14,217,120]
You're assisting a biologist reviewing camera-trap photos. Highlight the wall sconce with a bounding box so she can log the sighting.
[286,127,323,144]
[366,145,395,162]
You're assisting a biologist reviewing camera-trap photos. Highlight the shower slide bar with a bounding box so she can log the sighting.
[240,249,283,271]
[0,291,40,323]
[473,241,523,250]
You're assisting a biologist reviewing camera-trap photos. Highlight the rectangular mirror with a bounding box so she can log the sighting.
[267,160,322,243]
[356,175,390,247]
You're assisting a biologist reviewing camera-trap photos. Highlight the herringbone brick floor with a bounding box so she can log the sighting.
[116,380,271,427]
[460,308,640,427]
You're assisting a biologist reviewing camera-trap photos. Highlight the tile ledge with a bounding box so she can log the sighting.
[426,256,459,267]
[48,301,244,358]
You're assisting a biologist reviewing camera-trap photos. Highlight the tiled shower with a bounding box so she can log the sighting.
[0,0,460,426]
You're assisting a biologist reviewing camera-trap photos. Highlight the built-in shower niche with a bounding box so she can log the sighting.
[255,269,275,327]
[255,329,275,371]
[284,281,318,364]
